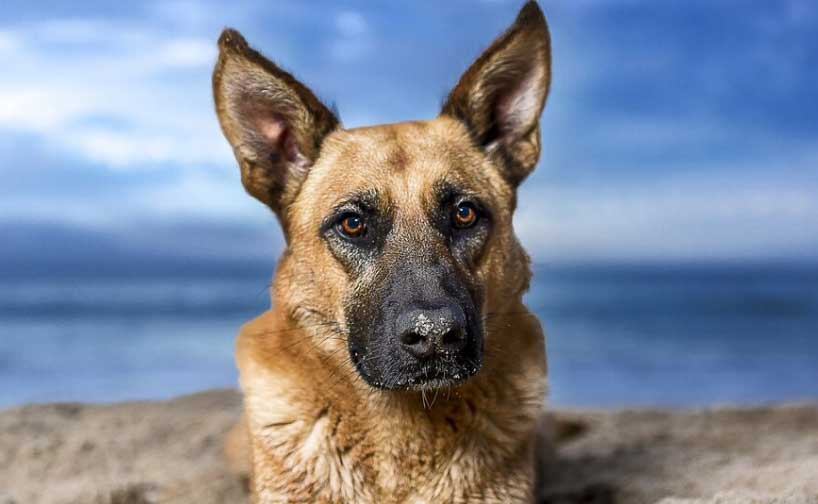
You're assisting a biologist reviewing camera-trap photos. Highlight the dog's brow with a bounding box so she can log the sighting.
[434,180,478,204]
[332,189,380,213]
[435,181,459,204]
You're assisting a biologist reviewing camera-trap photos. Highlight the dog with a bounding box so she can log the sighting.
[213,1,551,502]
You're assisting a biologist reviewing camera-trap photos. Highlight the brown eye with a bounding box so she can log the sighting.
[453,202,478,228]
[339,214,365,237]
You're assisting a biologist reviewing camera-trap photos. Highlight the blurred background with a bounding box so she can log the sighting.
[1,0,816,408]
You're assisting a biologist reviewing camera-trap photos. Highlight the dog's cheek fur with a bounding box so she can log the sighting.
[343,273,392,386]
[272,241,352,363]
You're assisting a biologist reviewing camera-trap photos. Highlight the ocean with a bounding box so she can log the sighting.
[1,262,816,408]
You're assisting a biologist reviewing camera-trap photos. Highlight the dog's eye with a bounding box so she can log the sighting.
[453,202,478,228]
[338,214,366,238]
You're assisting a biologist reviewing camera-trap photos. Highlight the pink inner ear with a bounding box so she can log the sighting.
[255,114,308,166]
[495,65,544,140]
[258,116,287,146]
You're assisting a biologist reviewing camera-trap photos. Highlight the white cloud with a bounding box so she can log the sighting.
[0,162,265,230]
[328,10,372,63]
[0,30,20,53]
[516,175,818,261]
[133,169,264,220]
[150,0,212,31]
[0,86,96,131]
[157,38,215,68]
[336,11,368,38]
[0,17,226,169]
[63,128,229,168]
[32,19,131,44]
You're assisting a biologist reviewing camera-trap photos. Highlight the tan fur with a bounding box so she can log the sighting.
[213,2,552,502]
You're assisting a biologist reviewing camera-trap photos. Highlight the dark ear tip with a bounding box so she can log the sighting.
[516,1,547,29]
[218,28,248,52]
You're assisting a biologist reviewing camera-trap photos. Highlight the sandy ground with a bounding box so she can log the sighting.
[1,390,816,504]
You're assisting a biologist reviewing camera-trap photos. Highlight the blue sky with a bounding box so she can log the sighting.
[1,0,817,267]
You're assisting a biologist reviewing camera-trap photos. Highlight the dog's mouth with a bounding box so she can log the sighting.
[399,360,482,391]
[350,347,482,391]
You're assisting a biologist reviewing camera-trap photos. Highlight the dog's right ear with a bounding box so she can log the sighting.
[213,29,339,218]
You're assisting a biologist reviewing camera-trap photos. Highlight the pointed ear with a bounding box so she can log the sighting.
[213,29,339,217]
[441,1,551,186]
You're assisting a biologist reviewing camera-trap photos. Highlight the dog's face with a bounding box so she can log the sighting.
[292,120,504,390]
[214,2,550,390]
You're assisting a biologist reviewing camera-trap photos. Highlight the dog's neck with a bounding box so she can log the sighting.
[237,303,547,503]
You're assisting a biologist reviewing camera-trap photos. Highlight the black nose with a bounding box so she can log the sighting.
[396,304,468,360]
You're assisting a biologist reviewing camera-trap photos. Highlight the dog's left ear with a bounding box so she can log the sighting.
[441,1,551,186]
[213,29,339,219]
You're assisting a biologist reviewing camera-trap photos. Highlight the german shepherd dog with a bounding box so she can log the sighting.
[213,1,551,502]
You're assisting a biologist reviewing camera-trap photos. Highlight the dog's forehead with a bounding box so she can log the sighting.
[309,117,493,210]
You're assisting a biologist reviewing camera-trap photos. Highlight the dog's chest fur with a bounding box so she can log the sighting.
[238,310,547,503]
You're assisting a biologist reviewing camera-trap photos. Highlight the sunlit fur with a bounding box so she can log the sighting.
[215,2,552,502]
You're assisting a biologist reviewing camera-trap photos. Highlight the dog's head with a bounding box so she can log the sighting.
[214,2,550,391]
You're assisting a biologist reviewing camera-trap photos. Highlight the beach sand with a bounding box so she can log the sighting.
[1,390,816,503]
